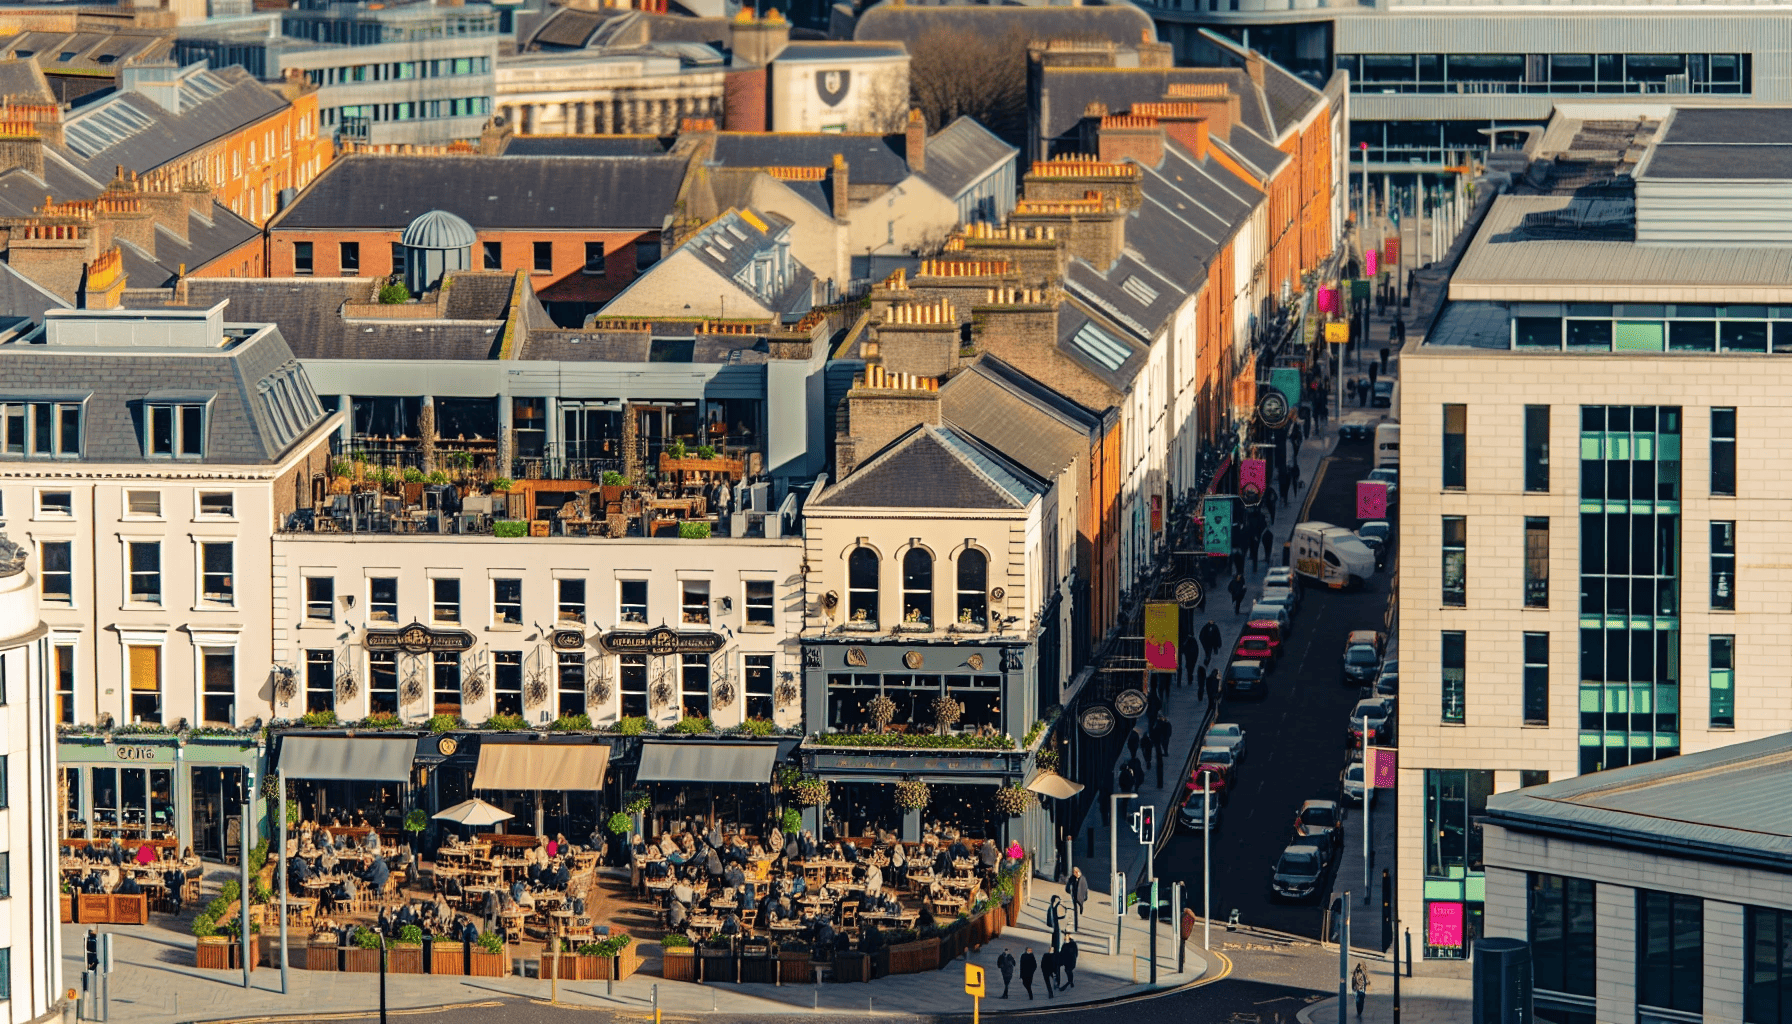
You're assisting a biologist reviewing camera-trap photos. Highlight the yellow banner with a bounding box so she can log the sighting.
[1144,601,1179,672]
[1325,322,1349,345]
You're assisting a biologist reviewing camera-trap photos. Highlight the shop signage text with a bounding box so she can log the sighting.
[599,625,726,656]
[366,624,477,655]
[114,745,159,761]
[809,752,1011,774]
[552,630,586,651]
[1080,707,1116,737]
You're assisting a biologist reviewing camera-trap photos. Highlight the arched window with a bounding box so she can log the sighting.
[847,548,879,626]
[956,549,988,627]
[902,548,933,626]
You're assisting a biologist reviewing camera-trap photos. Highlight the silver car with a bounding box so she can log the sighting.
[1247,602,1290,632]
[1340,761,1377,806]
[1204,722,1246,762]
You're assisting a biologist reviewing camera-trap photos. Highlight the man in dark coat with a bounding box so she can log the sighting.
[1066,868,1089,924]
[1151,715,1173,766]
[1019,948,1038,999]
[1229,573,1247,614]
[1199,620,1222,664]
[1062,938,1079,988]
[1041,949,1058,997]
[996,948,1017,998]
[363,856,390,890]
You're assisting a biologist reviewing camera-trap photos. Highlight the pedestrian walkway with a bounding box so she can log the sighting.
[1296,962,1471,1024]
[66,888,1211,1024]
[1069,406,1341,900]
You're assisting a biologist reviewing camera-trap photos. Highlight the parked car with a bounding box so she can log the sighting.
[1339,411,1376,441]
[1371,380,1395,408]
[1270,841,1332,901]
[1246,602,1291,632]
[1340,761,1376,806]
[1342,631,1385,686]
[1293,799,1347,856]
[1357,520,1392,568]
[1349,697,1396,747]
[1257,589,1299,623]
[1264,566,1296,589]
[1235,633,1280,666]
[1261,570,1303,613]
[1180,789,1223,830]
[1197,745,1239,786]
[1226,659,1268,699]
[1366,467,1398,504]
[1375,661,1398,697]
[1204,722,1246,761]
[1186,766,1230,805]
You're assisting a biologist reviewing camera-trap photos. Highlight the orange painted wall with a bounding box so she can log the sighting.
[159,90,331,228]
[265,227,658,302]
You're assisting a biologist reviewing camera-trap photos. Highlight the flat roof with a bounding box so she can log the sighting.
[1635,106,1792,181]
[1487,733,1792,872]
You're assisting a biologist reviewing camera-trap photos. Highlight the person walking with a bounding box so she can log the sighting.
[1260,529,1275,566]
[1200,620,1222,664]
[1278,468,1292,504]
[1352,962,1370,1018]
[1229,573,1247,614]
[1067,867,1089,926]
[1062,937,1079,988]
[1206,667,1221,704]
[1368,362,1379,387]
[1247,527,1260,570]
[1041,949,1058,998]
[996,947,1016,998]
[1151,714,1173,766]
[1020,948,1038,1000]
[1047,895,1065,951]
[1265,486,1277,523]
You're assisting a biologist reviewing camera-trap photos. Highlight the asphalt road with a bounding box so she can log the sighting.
[1155,432,1395,940]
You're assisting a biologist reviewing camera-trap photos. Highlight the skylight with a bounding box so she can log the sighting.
[1070,321,1131,372]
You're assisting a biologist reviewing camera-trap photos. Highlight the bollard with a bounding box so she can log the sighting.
[653,983,661,1024]
[869,997,874,1014]
[713,987,717,1013]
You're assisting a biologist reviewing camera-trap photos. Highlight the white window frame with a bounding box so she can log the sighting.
[491,577,523,628]
[37,539,74,606]
[742,576,776,630]
[122,537,164,608]
[680,578,710,626]
[32,488,74,520]
[303,573,335,622]
[617,577,648,627]
[144,401,209,460]
[431,576,462,625]
[556,577,586,625]
[190,630,240,728]
[119,629,168,727]
[1,400,84,460]
[194,490,237,520]
[122,489,163,520]
[51,634,78,726]
[367,574,400,624]
[195,539,235,608]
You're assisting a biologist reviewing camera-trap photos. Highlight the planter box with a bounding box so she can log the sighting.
[388,945,425,975]
[738,955,779,985]
[658,454,744,479]
[833,952,869,983]
[777,951,815,984]
[59,894,71,924]
[601,944,644,981]
[431,945,467,976]
[468,950,509,977]
[662,949,698,982]
[195,938,231,971]
[939,927,968,965]
[540,954,597,981]
[76,892,148,925]
[887,938,940,975]
[343,947,381,973]
[1003,899,1020,927]
[870,947,890,980]
[699,949,737,983]
[306,943,340,971]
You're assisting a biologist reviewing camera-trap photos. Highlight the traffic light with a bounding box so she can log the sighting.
[85,930,98,972]
[1133,880,1170,921]
[1133,805,1155,846]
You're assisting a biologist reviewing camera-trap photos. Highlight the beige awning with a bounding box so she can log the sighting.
[472,742,609,791]
[1027,774,1085,800]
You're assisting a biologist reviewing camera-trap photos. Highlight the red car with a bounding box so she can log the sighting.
[1235,634,1279,665]
[1186,768,1230,804]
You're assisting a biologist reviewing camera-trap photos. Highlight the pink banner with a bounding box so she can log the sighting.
[1356,480,1388,520]
[1366,249,1379,276]
[1368,747,1397,789]
[1240,458,1267,496]
[1317,286,1338,314]
[1428,902,1463,949]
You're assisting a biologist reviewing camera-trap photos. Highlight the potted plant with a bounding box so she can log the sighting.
[698,933,737,982]
[219,917,261,970]
[430,936,466,976]
[389,925,425,974]
[343,927,382,973]
[993,784,1033,817]
[469,930,509,977]
[59,881,72,924]
[306,933,341,972]
[660,934,697,981]
[193,912,231,970]
[599,471,628,508]
[403,808,428,853]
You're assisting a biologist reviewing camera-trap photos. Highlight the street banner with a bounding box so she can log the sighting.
[1144,602,1178,672]
[1356,479,1389,520]
[1268,366,1302,408]
[1201,495,1236,556]
[1318,285,1339,314]
[1325,322,1349,345]
[1366,249,1379,276]
[1239,459,1267,506]
[1384,236,1401,265]
[1366,747,1397,788]
[1151,493,1163,533]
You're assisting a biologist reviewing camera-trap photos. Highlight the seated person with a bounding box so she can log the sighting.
[362,830,381,853]
[509,879,528,904]
[720,912,741,936]
[553,863,571,888]
[362,856,391,890]
[115,873,143,895]
[739,886,757,912]
[527,861,544,886]
[666,898,688,931]
[671,879,695,905]
[460,918,480,944]
[723,864,746,891]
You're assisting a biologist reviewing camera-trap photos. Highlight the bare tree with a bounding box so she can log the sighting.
[906,23,1031,146]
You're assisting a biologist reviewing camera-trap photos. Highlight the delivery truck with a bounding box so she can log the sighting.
[1291,521,1377,589]
[1374,423,1399,469]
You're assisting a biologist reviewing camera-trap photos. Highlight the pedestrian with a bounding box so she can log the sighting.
[997,947,1016,998]
[1368,362,1379,386]
[1261,529,1274,565]
[1126,731,1140,760]
[1229,573,1246,614]
[1041,949,1058,998]
[1151,714,1173,765]
[1047,895,1064,951]
[1231,546,1246,576]
[1247,528,1260,570]
[1352,963,1370,1017]
[1127,755,1144,791]
[1020,947,1038,999]
[1067,867,1089,925]
[1062,937,1078,988]
[1278,469,1292,503]
[1139,725,1153,769]
[1207,668,1221,704]
[1265,486,1277,523]
[1291,461,1302,491]
[1200,620,1222,663]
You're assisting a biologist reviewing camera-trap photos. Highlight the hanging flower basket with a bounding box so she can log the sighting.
[712,680,737,709]
[869,694,897,733]
[792,776,830,807]
[775,680,799,707]
[589,677,613,705]
[894,779,930,810]
[524,673,550,709]
[1035,750,1061,775]
[273,667,298,705]
[992,784,1033,817]
[931,696,964,735]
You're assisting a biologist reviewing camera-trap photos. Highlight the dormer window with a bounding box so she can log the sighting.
[1,398,84,459]
[143,393,211,459]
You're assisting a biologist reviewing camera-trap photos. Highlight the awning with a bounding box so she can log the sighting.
[1027,774,1085,800]
[280,737,414,782]
[636,741,777,784]
[472,742,609,791]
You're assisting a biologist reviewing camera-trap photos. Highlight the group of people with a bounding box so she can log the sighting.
[993,940,1080,999]
[66,841,200,909]
[372,897,482,944]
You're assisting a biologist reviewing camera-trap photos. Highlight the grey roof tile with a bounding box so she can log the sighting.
[939,357,1092,480]
[811,422,1043,509]
[503,135,674,157]
[178,277,507,361]
[916,116,1017,199]
[709,133,911,187]
[59,67,290,179]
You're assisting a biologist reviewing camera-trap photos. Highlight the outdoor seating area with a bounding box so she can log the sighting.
[60,838,202,920]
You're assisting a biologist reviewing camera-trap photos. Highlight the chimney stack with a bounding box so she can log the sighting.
[905,108,926,175]
[730,8,790,66]
[830,153,849,219]
[1245,50,1266,89]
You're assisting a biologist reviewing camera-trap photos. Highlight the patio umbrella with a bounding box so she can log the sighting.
[1026,774,1085,800]
[432,798,515,828]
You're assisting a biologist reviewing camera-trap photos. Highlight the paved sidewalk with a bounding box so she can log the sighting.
[67,886,1211,1023]
[1295,962,1471,1024]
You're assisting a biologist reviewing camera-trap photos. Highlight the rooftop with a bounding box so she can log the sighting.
[809,423,1044,511]
[1487,733,1792,872]
[1636,107,1792,182]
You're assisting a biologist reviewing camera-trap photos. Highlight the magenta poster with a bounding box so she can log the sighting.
[1240,458,1267,500]
[1368,747,1397,789]
[1428,902,1463,950]
[1366,249,1379,276]
[1356,480,1388,520]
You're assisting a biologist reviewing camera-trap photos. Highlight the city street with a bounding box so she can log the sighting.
[1156,415,1397,941]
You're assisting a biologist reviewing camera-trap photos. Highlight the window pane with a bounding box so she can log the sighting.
[1443,404,1467,489]
[1442,516,1467,606]
[1524,405,1550,491]
[1712,407,1736,495]
[1525,517,1549,608]
[1441,631,1466,724]
[1711,521,1735,610]
[179,405,204,456]
[1710,635,1734,728]
[1524,632,1549,725]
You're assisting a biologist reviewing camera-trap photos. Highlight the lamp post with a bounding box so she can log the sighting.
[1201,769,1212,952]
[241,764,255,990]
[1109,790,1136,955]
[278,767,289,993]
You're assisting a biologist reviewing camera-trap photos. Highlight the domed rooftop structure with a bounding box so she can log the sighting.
[401,209,477,250]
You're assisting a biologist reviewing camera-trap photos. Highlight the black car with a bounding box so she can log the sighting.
[1226,659,1268,699]
[1371,380,1395,408]
[1270,840,1332,901]
[1357,520,1392,569]
[1293,799,1347,856]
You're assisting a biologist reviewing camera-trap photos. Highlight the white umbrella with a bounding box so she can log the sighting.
[432,798,515,828]
[1026,774,1085,800]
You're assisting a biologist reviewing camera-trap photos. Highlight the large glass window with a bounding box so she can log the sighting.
[128,645,161,723]
[201,542,233,605]
[1442,517,1467,606]
[618,579,648,624]
[956,550,988,627]
[1423,768,1492,877]
[432,578,460,624]
[1710,635,1735,729]
[492,578,522,626]
[680,655,709,719]
[40,541,71,602]
[1441,631,1466,724]
[306,649,334,713]
[493,651,522,717]
[745,580,775,627]
[1525,405,1550,491]
[369,651,398,715]
[129,542,161,605]
[1524,632,1549,725]
[1443,404,1467,489]
[369,577,398,623]
[744,654,773,720]
[901,549,933,627]
[619,654,647,717]
[432,652,460,710]
[557,652,585,718]
[202,648,235,725]
[1525,517,1549,608]
[557,579,586,624]
[1745,905,1792,1024]
[1529,874,1596,998]
[1712,520,1736,610]
[847,549,879,627]
[1637,890,1702,1015]
[681,580,710,625]
[306,576,334,621]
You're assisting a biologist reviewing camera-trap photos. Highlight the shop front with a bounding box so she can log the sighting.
[798,638,1049,856]
[460,735,613,843]
[59,733,266,861]
[623,737,795,840]
[275,733,420,834]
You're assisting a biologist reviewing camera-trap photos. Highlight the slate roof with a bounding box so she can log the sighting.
[810,423,1045,510]
[939,355,1094,481]
[1216,128,1289,180]
[709,133,911,187]
[177,277,508,361]
[520,328,769,364]
[1196,30,1327,137]
[773,41,906,62]
[1036,67,1272,151]
[503,135,673,157]
[1636,108,1792,181]
[273,155,686,230]
[0,57,54,103]
[854,2,1152,54]
[115,205,261,288]
[1054,297,1147,391]
[528,7,615,49]
[915,116,1016,199]
[0,153,105,217]
[5,31,170,78]
[0,316,327,464]
[58,66,289,180]
[0,259,69,321]
[1485,732,1792,870]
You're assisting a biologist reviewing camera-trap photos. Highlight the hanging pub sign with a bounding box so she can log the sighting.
[598,624,726,656]
[1080,706,1117,738]
[552,629,587,651]
[1114,689,1149,719]
[365,623,476,654]
[1256,388,1292,430]
[1267,367,1302,411]
[1173,578,1205,610]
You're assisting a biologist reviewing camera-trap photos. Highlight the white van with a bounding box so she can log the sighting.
[1374,423,1400,469]
[1291,521,1377,590]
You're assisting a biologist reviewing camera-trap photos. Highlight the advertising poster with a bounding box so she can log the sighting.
[1143,602,1179,672]
[1325,322,1350,345]
[1367,747,1397,789]
[1427,902,1464,955]
[1357,480,1389,520]
[1240,458,1268,505]
[1268,367,1302,408]
[1202,496,1236,556]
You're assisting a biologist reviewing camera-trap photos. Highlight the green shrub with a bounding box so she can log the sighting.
[677,521,711,540]
[352,927,381,950]
[493,520,527,538]
[191,914,217,938]
[425,470,450,485]
[402,467,426,483]
[396,925,424,946]
[476,931,505,955]
[660,934,692,949]
[808,731,1014,750]
[481,713,526,731]
[300,710,337,729]
[359,712,403,730]
[428,714,462,734]
[611,716,652,737]
[780,808,802,834]
[549,713,592,732]
[377,282,411,304]
[671,715,712,735]
[329,459,353,477]
[204,897,229,920]
[735,718,776,737]
[621,790,650,815]
[667,439,688,459]
[696,445,716,459]
[219,880,241,905]
[250,877,272,905]
[580,934,633,957]
[491,477,515,492]
[248,839,269,874]
[600,471,626,486]
[606,811,634,836]
[404,809,428,834]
